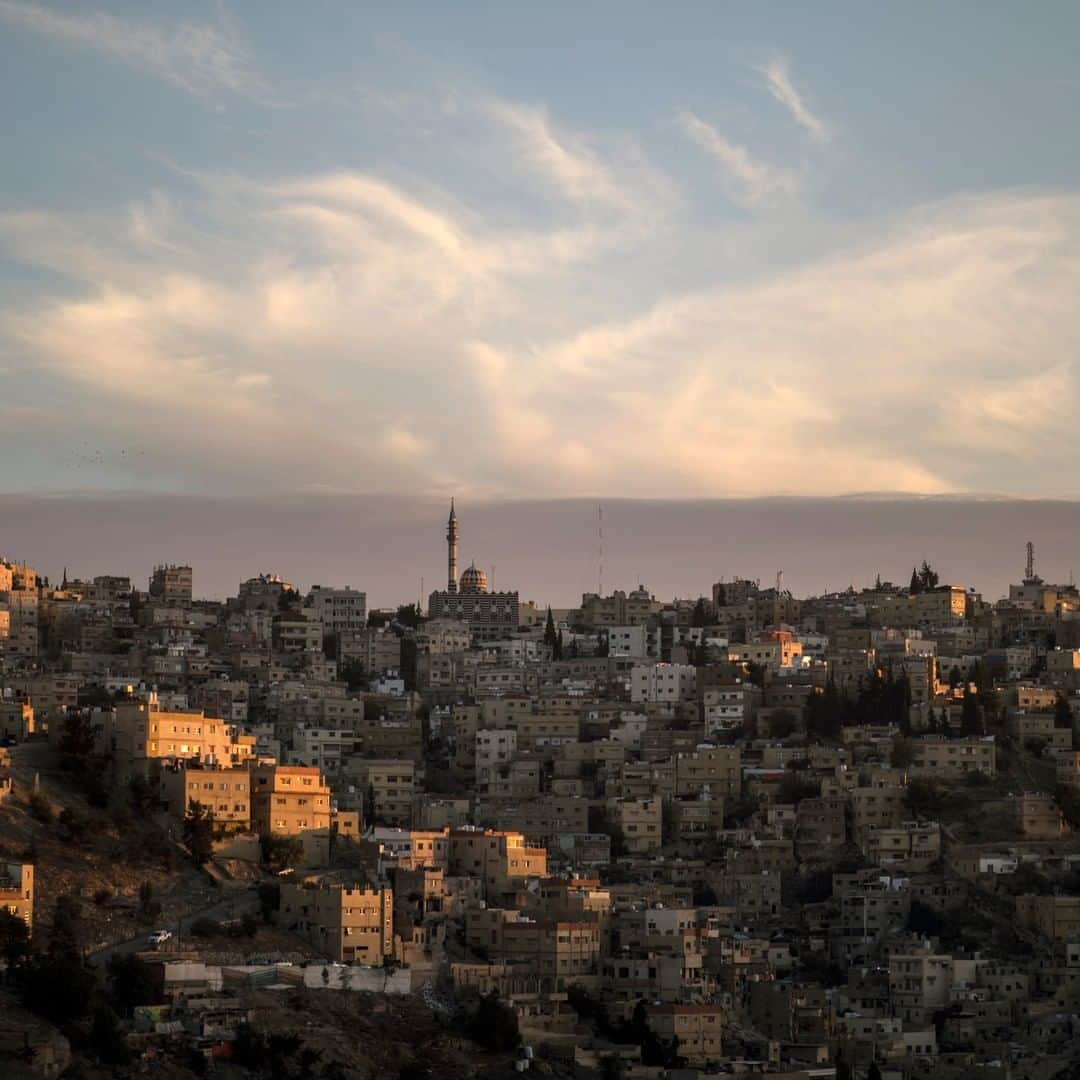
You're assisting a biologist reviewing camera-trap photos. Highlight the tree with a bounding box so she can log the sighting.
[777,773,820,806]
[58,807,91,845]
[867,1062,883,1080]
[461,990,521,1052]
[745,661,767,689]
[918,560,940,591]
[769,710,798,739]
[554,628,564,661]
[395,603,424,629]
[544,607,557,649]
[905,780,944,820]
[338,657,367,691]
[89,1004,131,1065]
[691,597,708,628]
[57,709,99,771]
[28,791,53,824]
[182,801,215,865]
[260,832,304,872]
[909,567,921,595]
[137,880,161,921]
[50,894,83,956]
[891,736,917,769]
[106,953,155,1016]
[1056,693,1074,729]
[960,686,984,736]
[257,881,281,923]
[0,909,30,972]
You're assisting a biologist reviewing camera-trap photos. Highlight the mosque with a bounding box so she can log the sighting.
[426,501,520,640]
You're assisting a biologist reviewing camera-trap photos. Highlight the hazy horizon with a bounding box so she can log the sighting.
[2,492,1076,610]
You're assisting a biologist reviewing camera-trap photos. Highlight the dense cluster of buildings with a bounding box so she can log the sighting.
[6,517,1080,1077]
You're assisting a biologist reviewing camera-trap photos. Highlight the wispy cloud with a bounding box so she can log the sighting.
[761,55,830,143]
[0,0,258,98]
[677,110,800,207]
[485,100,635,211]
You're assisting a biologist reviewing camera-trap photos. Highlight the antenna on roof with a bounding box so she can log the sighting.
[1026,540,1035,582]
[598,505,604,596]
[776,569,783,595]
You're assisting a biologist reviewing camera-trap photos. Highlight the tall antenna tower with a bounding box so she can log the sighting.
[776,569,784,595]
[598,505,604,596]
[1026,540,1035,582]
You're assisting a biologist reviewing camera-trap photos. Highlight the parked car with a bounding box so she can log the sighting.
[147,929,173,946]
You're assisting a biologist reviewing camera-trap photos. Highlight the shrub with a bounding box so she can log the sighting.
[28,791,53,824]
[189,917,221,938]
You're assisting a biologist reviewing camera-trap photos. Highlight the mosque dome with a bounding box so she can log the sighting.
[459,562,489,594]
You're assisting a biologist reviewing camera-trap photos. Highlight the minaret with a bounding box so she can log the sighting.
[446,499,459,593]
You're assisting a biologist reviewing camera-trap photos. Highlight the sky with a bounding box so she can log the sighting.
[2,493,1078,607]
[2,2,1080,502]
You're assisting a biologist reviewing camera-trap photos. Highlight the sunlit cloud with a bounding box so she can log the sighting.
[677,110,801,207]
[0,0,260,98]
[760,55,831,143]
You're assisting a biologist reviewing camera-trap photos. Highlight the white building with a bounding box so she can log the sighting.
[703,685,758,737]
[308,585,368,635]
[630,663,696,704]
[606,625,651,659]
[286,726,356,773]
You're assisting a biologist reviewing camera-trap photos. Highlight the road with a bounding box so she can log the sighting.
[88,886,260,967]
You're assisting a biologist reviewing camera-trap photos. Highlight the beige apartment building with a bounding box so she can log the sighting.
[875,586,968,629]
[162,764,251,829]
[1057,750,1080,788]
[862,821,941,869]
[646,1005,724,1066]
[500,919,602,982]
[0,699,34,740]
[1016,793,1066,839]
[1015,895,1080,941]
[909,736,996,779]
[675,747,742,798]
[449,829,548,902]
[606,796,663,854]
[251,764,331,835]
[346,758,417,826]
[890,951,954,1024]
[280,879,394,965]
[574,588,662,628]
[149,564,193,603]
[109,696,255,774]
[0,862,33,933]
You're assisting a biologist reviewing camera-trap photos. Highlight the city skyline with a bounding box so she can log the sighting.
[3,2,1080,499]
[3,491,1079,608]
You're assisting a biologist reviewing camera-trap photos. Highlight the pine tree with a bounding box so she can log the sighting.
[960,686,983,737]
[1055,693,1073,729]
[691,597,708,628]
[554,629,564,661]
[544,607,557,649]
[909,567,921,595]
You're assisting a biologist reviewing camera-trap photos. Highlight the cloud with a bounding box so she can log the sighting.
[0,0,258,97]
[485,100,636,211]
[761,55,830,143]
[3,159,1080,499]
[677,110,800,206]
